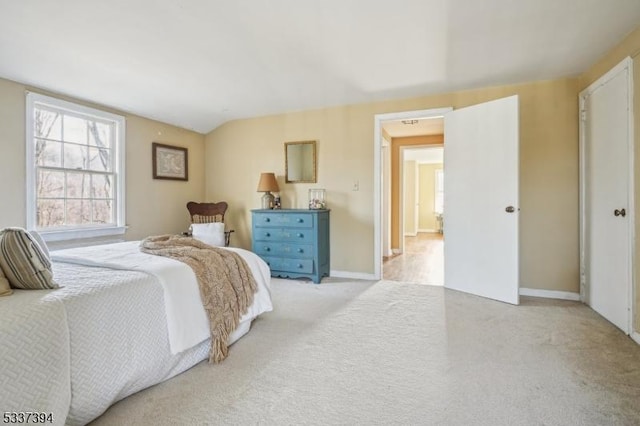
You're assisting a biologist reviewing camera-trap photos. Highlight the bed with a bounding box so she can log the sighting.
[0,241,273,426]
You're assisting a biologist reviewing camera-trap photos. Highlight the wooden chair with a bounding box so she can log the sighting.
[186,201,235,247]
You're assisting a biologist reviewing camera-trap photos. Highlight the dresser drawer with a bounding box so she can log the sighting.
[254,243,313,258]
[253,228,314,243]
[254,212,313,228]
[263,256,314,274]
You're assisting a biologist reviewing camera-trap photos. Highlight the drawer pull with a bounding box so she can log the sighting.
[297,233,303,238]
[297,248,304,253]
[297,218,304,223]
[265,218,271,222]
[264,247,270,252]
[297,264,303,268]
[265,232,271,237]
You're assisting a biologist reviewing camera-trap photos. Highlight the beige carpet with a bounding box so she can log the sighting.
[91,279,640,425]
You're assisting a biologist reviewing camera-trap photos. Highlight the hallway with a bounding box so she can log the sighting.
[383,232,443,285]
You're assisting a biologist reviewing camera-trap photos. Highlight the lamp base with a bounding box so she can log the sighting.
[261,192,275,209]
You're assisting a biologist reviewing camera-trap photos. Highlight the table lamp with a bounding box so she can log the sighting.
[257,172,279,209]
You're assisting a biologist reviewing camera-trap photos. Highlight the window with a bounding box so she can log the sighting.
[434,169,444,214]
[26,93,126,241]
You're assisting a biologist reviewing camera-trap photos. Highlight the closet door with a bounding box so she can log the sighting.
[581,58,633,334]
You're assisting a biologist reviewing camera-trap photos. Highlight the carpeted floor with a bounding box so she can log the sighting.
[91,278,640,425]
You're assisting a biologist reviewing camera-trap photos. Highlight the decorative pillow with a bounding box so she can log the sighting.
[0,267,11,297]
[0,227,58,290]
[28,230,50,259]
[191,222,226,247]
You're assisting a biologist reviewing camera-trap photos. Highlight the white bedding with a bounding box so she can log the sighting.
[0,242,273,425]
[0,290,70,423]
[51,241,273,354]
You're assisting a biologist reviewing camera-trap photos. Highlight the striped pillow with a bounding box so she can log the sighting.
[28,229,50,259]
[0,267,11,296]
[0,228,58,290]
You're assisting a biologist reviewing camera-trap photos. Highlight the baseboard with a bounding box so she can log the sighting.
[632,332,640,345]
[330,270,377,281]
[418,228,437,233]
[391,249,401,255]
[404,232,417,237]
[519,287,581,301]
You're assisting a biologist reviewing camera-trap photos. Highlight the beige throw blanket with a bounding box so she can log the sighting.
[140,235,257,363]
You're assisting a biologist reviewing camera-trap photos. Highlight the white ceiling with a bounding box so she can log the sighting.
[1,1,639,134]
[384,117,444,138]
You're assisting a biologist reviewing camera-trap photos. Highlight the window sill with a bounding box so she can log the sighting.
[40,226,127,242]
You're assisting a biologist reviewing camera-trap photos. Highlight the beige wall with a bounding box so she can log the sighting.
[403,160,417,235]
[578,25,640,333]
[0,77,205,242]
[418,163,442,231]
[205,77,580,289]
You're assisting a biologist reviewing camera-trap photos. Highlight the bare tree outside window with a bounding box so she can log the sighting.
[34,107,115,229]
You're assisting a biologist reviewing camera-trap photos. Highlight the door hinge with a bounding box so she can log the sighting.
[580,110,587,121]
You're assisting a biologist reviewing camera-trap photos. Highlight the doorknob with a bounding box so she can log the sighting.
[505,206,515,213]
[614,208,626,217]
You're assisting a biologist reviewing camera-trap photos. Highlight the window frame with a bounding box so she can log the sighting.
[25,92,126,242]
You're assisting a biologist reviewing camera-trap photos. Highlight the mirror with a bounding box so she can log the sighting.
[285,140,316,183]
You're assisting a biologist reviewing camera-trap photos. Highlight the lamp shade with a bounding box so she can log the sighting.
[257,172,279,192]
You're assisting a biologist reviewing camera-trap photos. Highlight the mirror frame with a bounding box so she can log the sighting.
[284,140,317,183]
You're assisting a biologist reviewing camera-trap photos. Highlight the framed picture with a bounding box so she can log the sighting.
[152,142,188,181]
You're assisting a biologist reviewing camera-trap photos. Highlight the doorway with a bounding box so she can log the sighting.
[383,140,445,285]
[374,96,520,305]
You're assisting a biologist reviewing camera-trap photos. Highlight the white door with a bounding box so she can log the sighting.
[581,59,632,334]
[444,95,519,305]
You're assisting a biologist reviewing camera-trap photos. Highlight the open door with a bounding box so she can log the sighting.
[443,95,519,305]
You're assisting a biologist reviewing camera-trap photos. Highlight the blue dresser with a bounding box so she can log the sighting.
[251,209,330,283]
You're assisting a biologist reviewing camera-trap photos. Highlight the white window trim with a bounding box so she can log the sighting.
[26,92,126,242]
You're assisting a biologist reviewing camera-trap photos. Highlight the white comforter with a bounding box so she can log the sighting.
[0,290,71,423]
[52,241,273,354]
[0,242,273,425]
